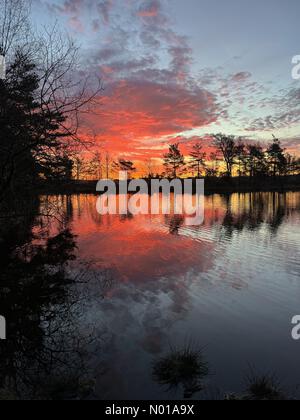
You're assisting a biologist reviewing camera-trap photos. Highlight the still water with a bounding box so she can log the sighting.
[1,192,300,399]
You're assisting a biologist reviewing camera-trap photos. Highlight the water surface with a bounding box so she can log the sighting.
[1,192,300,399]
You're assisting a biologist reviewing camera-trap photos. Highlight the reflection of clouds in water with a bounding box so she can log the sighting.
[94,275,192,351]
[88,273,202,399]
[83,268,217,396]
[35,192,300,399]
[51,192,300,363]
[76,218,216,282]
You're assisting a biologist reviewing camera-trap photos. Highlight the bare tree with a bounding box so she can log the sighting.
[105,152,112,179]
[285,154,300,176]
[0,1,103,196]
[86,152,103,180]
[73,156,85,181]
[235,139,246,177]
[145,158,155,178]
[213,134,236,177]
[0,0,31,56]
[209,152,221,177]
[35,23,103,151]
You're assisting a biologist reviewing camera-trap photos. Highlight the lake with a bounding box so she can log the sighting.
[1,192,300,399]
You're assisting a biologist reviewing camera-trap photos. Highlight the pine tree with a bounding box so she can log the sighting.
[189,142,206,178]
[163,144,185,178]
[0,50,74,194]
[0,51,39,192]
[113,159,136,178]
[267,136,287,177]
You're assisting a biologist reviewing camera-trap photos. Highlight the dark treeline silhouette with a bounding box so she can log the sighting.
[36,136,300,195]
[0,191,298,399]
[161,135,299,179]
[0,194,117,399]
[59,135,299,185]
[0,1,299,196]
[0,1,101,201]
[0,196,80,398]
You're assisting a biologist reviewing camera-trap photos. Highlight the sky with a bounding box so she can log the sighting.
[32,0,300,163]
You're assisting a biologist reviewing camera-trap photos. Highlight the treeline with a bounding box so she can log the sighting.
[1,2,299,194]
[77,135,299,181]
[72,154,137,181]
[68,135,300,182]
[161,135,300,179]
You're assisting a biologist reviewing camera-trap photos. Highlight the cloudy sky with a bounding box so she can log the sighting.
[32,0,300,161]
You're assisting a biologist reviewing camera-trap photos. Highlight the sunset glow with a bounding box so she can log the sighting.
[1,0,300,402]
[32,0,300,166]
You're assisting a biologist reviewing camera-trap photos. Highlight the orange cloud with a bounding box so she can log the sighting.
[84,79,218,160]
[137,0,160,17]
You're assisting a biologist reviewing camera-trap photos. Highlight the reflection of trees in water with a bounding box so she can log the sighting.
[119,211,134,222]
[39,192,299,239]
[165,214,185,235]
[219,192,296,237]
[268,193,286,234]
[0,196,114,400]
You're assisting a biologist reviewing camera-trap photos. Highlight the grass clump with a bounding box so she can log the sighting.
[245,369,286,401]
[153,344,209,399]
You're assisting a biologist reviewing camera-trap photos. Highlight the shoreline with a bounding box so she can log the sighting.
[34,175,300,195]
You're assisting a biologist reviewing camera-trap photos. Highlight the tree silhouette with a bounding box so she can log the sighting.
[163,144,185,178]
[213,134,236,177]
[113,159,136,178]
[0,52,42,194]
[0,1,102,197]
[0,0,30,56]
[245,144,267,177]
[267,136,287,177]
[285,154,300,175]
[0,51,77,193]
[235,140,246,177]
[189,142,206,178]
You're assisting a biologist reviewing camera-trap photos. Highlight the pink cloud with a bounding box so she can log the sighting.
[137,0,160,17]
[84,79,219,159]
